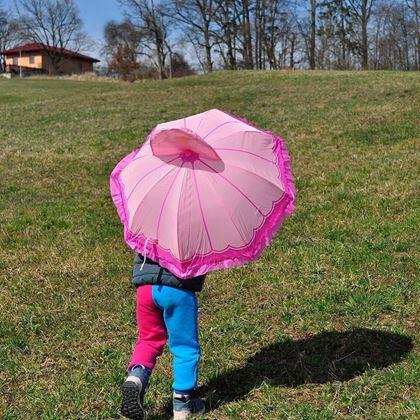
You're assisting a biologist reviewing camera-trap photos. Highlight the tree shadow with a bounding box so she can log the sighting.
[156,328,412,417]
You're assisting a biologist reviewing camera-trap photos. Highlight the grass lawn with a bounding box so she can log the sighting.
[0,71,419,419]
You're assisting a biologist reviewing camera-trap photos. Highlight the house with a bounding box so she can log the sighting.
[0,43,100,76]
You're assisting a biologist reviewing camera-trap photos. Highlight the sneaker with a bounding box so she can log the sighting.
[120,365,151,420]
[120,375,145,419]
[173,391,206,419]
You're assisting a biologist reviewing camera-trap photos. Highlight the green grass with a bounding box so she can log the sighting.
[0,71,419,419]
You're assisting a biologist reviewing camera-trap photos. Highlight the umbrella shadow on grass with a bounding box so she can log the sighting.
[157,328,412,417]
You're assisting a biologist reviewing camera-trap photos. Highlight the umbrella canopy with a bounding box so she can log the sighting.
[110,109,296,278]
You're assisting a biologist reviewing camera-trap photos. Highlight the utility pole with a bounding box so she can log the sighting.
[19,48,22,78]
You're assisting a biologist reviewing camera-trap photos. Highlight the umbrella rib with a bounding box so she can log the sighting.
[127,157,180,201]
[203,173,249,246]
[213,147,275,164]
[131,154,146,162]
[176,167,186,262]
[129,166,179,233]
[202,120,242,140]
[214,160,284,193]
[156,164,184,240]
[132,143,152,162]
[192,162,214,251]
[198,159,264,216]
[195,110,209,132]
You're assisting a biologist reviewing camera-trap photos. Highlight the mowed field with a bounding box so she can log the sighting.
[0,71,419,419]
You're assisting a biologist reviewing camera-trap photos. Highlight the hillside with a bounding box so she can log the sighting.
[0,71,418,418]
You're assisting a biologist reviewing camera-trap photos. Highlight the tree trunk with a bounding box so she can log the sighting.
[373,14,381,70]
[156,35,165,80]
[226,30,236,70]
[413,0,420,70]
[310,0,317,69]
[290,33,296,68]
[361,0,369,70]
[340,3,346,66]
[204,21,213,72]
[242,0,253,69]
[166,42,173,78]
[214,1,236,69]
[254,0,260,69]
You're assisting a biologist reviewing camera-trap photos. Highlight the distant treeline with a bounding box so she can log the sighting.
[105,0,419,79]
[1,1,419,80]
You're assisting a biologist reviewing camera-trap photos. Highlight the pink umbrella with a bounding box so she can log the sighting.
[110,109,296,278]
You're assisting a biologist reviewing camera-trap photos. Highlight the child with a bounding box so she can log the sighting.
[120,252,206,420]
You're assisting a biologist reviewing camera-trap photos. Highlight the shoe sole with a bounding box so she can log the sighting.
[173,408,206,420]
[120,381,144,419]
[173,403,206,419]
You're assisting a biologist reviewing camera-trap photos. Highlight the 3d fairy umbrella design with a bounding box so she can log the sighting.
[110,109,296,278]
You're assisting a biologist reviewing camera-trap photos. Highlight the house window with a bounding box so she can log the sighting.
[13,56,18,65]
[29,55,35,64]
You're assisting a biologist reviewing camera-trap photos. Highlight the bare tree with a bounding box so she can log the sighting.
[347,0,376,69]
[241,0,253,68]
[262,0,281,69]
[103,20,143,58]
[309,0,318,69]
[406,0,419,69]
[212,0,255,69]
[297,0,319,69]
[318,0,357,69]
[213,0,239,69]
[259,0,286,69]
[118,0,173,80]
[225,0,254,69]
[371,0,417,70]
[170,0,216,72]
[254,0,261,68]
[14,0,90,73]
[0,2,19,72]
[102,19,145,79]
[288,30,298,68]
[296,1,316,69]
[109,0,419,73]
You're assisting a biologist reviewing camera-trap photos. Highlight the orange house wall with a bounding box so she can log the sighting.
[5,52,43,69]
[5,52,94,74]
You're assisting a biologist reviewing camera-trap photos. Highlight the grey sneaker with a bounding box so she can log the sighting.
[172,391,205,419]
[120,375,145,419]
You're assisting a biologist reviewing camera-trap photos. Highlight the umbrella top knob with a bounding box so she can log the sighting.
[181,149,199,162]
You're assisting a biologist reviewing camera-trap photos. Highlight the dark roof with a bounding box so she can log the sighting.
[0,43,100,62]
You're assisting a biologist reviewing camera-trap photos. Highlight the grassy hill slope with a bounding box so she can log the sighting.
[0,71,418,418]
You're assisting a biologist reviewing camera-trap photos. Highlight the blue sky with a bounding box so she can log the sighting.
[75,0,124,57]
[4,0,124,60]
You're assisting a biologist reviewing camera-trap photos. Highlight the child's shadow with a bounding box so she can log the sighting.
[158,328,412,417]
